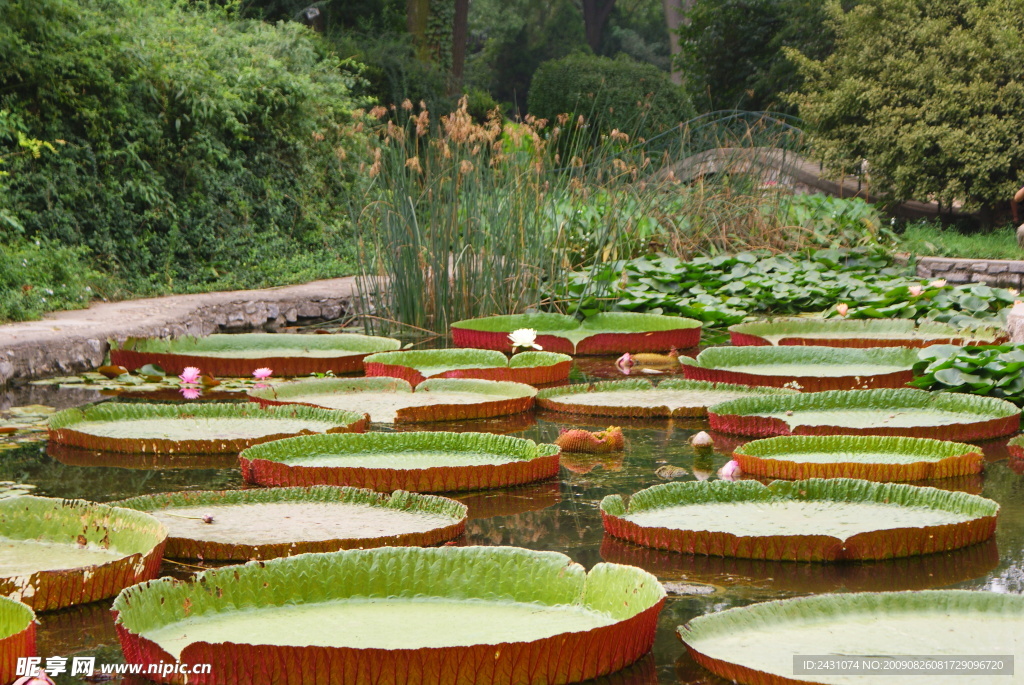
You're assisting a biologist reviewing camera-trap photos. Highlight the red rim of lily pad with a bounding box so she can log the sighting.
[109,333,401,377]
[733,435,985,482]
[112,547,666,685]
[0,497,167,611]
[363,350,572,387]
[113,487,468,561]
[600,479,999,562]
[679,346,919,391]
[537,379,795,418]
[450,312,702,355]
[0,596,35,684]
[238,431,562,493]
[708,388,1021,440]
[728,318,1008,348]
[48,403,368,454]
[247,377,536,423]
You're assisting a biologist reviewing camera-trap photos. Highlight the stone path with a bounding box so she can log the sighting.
[0,277,359,385]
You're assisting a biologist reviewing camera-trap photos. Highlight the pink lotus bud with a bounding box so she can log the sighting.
[178,366,202,384]
[689,431,714,449]
[615,352,634,375]
[14,673,57,685]
[202,514,214,524]
[930,279,947,288]
[836,303,849,317]
[717,459,742,481]
[908,285,923,297]
[252,367,274,381]
[180,387,202,400]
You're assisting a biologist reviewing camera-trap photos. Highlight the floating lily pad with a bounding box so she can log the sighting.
[248,377,536,423]
[734,435,985,482]
[678,590,1024,685]
[600,478,998,562]
[679,346,919,391]
[729,317,1008,348]
[114,487,467,560]
[239,432,561,493]
[363,349,572,386]
[0,595,34,683]
[113,546,666,685]
[537,379,796,418]
[451,312,702,355]
[110,333,401,377]
[709,388,1021,440]
[48,403,368,453]
[0,496,167,611]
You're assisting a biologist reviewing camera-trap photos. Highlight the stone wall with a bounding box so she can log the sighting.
[914,256,1024,290]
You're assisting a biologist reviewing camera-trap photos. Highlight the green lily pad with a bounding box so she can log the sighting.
[679,346,919,391]
[678,591,1024,685]
[537,379,795,418]
[110,333,401,377]
[48,402,368,453]
[451,312,701,354]
[709,388,1020,440]
[363,349,572,386]
[0,595,35,683]
[239,431,561,492]
[113,547,665,685]
[600,478,998,561]
[733,435,984,482]
[729,317,1007,347]
[114,487,468,560]
[247,377,536,423]
[0,496,167,611]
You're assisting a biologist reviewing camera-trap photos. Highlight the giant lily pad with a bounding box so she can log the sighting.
[679,346,919,391]
[451,312,701,355]
[0,595,34,683]
[110,333,400,377]
[0,496,167,610]
[48,403,368,453]
[678,590,1024,685]
[115,487,467,561]
[363,349,572,386]
[600,479,998,562]
[537,379,795,418]
[113,546,666,685]
[709,388,1021,440]
[248,377,536,423]
[239,432,561,493]
[733,435,985,482]
[729,317,1008,348]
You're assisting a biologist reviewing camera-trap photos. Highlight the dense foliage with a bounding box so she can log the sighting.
[557,248,1015,327]
[789,0,1024,211]
[911,344,1024,405]
[529,53,695,137]
[0,0,367,307]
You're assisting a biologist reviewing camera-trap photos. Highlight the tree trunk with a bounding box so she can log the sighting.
[450,0,469,88]
[407,0,431,61]
[662,0,692,85]
[581,0,617,53]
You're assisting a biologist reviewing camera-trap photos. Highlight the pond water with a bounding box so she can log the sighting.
[2,357,1022,685]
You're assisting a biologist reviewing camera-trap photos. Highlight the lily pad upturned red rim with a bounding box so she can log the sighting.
[112,546,666,685]
[48,402,368,454]
[733,435,985,482]
[114,487,468,561]
[238,432,561,493]
[600,479,999,562]
[0,497,167,611]
[363,349,572,387]
[0,595,35,684]
[109,333,401,377]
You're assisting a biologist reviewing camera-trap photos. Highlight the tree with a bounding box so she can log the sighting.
[580,0,617,52]
[789,0,1024,212]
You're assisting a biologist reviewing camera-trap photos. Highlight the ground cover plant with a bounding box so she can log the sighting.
[898,221,1024,261]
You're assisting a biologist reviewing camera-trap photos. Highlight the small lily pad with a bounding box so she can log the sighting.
[363,349,572,386]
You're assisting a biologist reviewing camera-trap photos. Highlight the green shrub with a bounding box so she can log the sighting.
[0,240,105,322]
[528,53,694,138]
[0,0,368,299]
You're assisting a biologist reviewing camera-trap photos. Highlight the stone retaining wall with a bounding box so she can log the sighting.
[915,256,1024,289]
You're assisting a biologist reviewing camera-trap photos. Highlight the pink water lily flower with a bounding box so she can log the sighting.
[180,387,201,400]
[14,672,57,685]
[908,285,923,297]
[178,366,202,384]
[930,279,947,288]
[836,303,849,317]
[252,367,274,381]
[717,459,742,481]
[615,352,634,375]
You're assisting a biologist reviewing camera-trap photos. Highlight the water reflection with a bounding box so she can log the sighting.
[47,442,239,470]
[453,481,561,519]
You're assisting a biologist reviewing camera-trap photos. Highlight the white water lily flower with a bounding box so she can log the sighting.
[508,328,542,351]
